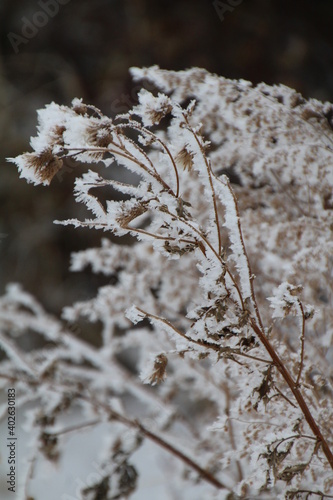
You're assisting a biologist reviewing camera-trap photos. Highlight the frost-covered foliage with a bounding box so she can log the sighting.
[4,66,333,498]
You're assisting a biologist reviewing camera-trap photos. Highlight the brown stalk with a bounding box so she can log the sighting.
[217,175,333,469]
[295,299,306,386]
[250,317,333,469]
[183,114,223,255]
[79,393,229,491]
[65,146,174,194]
[133,420,227,490]
[116,121,180,197]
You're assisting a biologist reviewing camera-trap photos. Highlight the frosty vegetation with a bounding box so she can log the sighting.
[3,66,333,498]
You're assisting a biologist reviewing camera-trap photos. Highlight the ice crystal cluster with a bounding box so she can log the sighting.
[3,66,333,498]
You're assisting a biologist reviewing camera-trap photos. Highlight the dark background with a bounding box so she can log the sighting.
[1,0,333,314]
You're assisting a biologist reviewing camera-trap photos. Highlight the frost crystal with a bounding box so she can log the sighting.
[3,66,333,498]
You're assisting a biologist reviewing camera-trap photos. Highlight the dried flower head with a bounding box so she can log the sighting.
[130,89,173,126]
[148,354,168,385]
[175,145,195,171]
[11,149,64,185]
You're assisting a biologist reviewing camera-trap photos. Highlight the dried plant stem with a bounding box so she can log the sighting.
[223,382,243,482]
[296,300,306,386]
[217,175,333,468]
[184,114,223,255]
[124,224,196,245]
[1,364,228,492]
[250,318,333,469]
[272,385,297,408]
[222,176,264,330]
[46,419,101,437]
[80,394,229,491]
[160,203,246,311]
[288,490,333,499]
[65,146,174,194]
[133,421,227,490]
[117,121,180,197]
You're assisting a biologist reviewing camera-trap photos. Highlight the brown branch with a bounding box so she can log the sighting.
[160,203,246,311]
[76,392,229,491]
[123,224,196,246]
[113,128,160,177]
[221,176,264,331]
[209,174,333,468]
[295,300,306,386]
[46,419,100,437]
[134,307,222,353]
[116,121,180,197]
[65,146,173,194]
[287,490,333,499]
[250,317,333,469]
[133,420,227,490]
[272,385,297,408]
[183,115,222,255]
[2,365,228,492]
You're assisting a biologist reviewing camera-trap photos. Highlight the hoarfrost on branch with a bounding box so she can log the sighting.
[3,66,333,498]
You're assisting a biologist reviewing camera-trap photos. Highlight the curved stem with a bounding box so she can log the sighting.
[219,175,264,330]
[79,392,229,491]
[133,420,227,490]
[65,146,173,194]
[116,121,180,197]
[250,318,333,469]
[295,300,306,386]
[183,115,222,254]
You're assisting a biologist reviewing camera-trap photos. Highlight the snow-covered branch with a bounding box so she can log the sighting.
[3,66,333,498]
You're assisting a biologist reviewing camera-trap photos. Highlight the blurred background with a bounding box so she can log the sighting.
[1,0,333,314]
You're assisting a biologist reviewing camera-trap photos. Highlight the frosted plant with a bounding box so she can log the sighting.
[3,66,333,498]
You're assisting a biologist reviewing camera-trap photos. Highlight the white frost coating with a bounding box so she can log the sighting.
[73,171,108,219]
[125,305,146,324]
[130,89,172,127]
[214,175,252,299]
[30,102,71,153]
[4,67,333,497]
[268,282,304,319]
[0,331,36,376]
[7,153,42,185]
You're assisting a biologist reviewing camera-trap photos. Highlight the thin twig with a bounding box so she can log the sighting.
[295,300,306,386]
[65,146,173,194]
[219,176,264,331]
[183,114,222,255]
[74,391,229,491]
[117,121,180,197]
[134,420,227,490]
[123,224,197,246]
[134,307,221,352]
[160,203,246,310]
[250,317,333,469]
[113,128,160,178]
[271,385,297,408]
[46,419,101,437]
